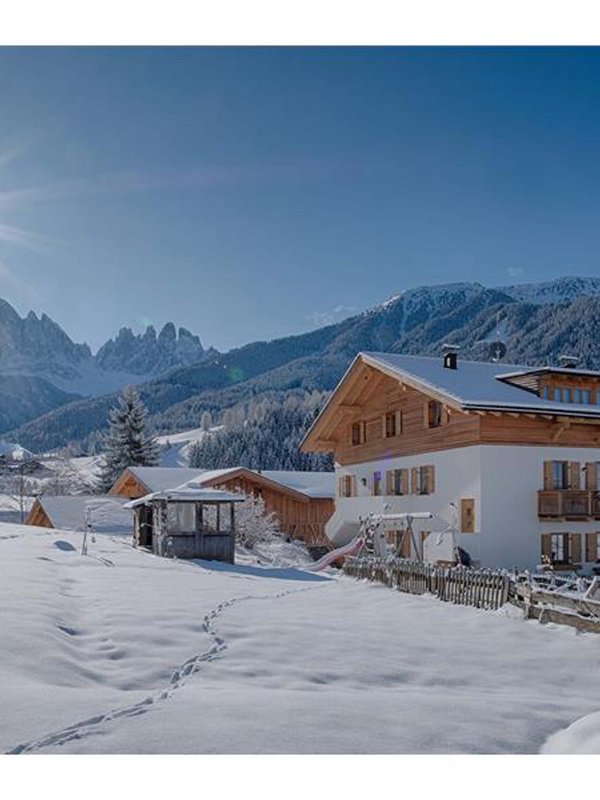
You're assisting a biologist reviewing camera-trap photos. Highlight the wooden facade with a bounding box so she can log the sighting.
[26,498,53,528]
[110,467,334,549]
[302,358,600,465]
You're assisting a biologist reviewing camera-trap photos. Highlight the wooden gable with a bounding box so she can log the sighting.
[25,498,54,528]
[109,469,151,499]
[302,354,600,464]
[302,357,478,465]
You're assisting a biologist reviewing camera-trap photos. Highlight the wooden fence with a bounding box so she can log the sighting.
[511,578,600,634]
[344,556,511,610]
[344,555,600,633]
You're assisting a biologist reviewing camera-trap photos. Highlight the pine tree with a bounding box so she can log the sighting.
[98,386,160,493]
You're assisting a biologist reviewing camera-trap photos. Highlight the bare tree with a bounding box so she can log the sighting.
[45,455,95,496]
[0,466,35,523]
[234,494,282,550]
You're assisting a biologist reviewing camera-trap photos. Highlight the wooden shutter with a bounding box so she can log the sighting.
[567,462,581,490]
[386,470,394,495]
[338,476,344,497]
[586,462,598,491]
[411,467,419,494]
[461,498,475,533]
[541,534,552,559]
[426,465,435,494]
[569,533,582,564]
[400,530,411,558]
[350,475,357,497]
[543,461,553,490]
[586,533,599,563]
[400,469,409,495]
[361,420,367,444]
[396,410,402,435]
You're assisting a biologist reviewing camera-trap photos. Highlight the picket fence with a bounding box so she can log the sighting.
[344,555,600,633]
[344,556,511,610]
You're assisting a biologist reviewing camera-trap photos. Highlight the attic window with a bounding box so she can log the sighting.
[351,422,363,446]
[385,411,401,438]
[427,400,443,429]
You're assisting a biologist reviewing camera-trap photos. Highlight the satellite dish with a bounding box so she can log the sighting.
[490,340,507,362]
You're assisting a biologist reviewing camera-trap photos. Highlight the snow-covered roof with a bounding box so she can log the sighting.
[126,466,205,492]
[125,486,244,508]
[127,465,336,500]
[33,495,132,534]
[186,467,335,499]
[253,470,335,499]
[362,352,600,418]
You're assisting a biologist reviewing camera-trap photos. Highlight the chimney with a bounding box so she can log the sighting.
[442,343,460,370]
[558,355,579,369]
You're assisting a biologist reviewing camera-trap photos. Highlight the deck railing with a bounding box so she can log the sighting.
[537,490,597,519]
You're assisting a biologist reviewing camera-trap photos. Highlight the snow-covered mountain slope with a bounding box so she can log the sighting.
[7,275,600,450]
[0,298,205,389]
[497,275,600,306]
[0,525,599,754]
[95,323,204,375]
[0,299,208,432]
[156,426,216,467]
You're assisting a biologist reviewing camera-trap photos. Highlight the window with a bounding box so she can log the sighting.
[373,471,382,496]
[412,465,435,495]
[544,460,580,491]
[541,533,582,566]
[385,411,401,438]
[351,422,363,446]
[551,460,569,490]
[427,400,443,428]
[550,533,567,563]
[550,385,593,404]
[387,468,408,496]
[339,475,355,498]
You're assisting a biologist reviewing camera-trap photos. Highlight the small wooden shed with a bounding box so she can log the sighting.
[125,486,244,563]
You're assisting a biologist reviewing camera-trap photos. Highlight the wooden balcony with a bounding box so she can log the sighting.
[538,490,600,519]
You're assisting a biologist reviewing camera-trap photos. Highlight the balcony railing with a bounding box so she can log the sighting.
[538,490,600,519]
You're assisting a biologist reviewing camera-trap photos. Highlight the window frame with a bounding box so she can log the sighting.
[427,400,443,429]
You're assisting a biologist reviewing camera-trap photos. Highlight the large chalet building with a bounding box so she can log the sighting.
[301,350,600,573]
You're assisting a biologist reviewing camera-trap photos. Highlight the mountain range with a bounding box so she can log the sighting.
[3,275,600,453]
[0,299,206,430]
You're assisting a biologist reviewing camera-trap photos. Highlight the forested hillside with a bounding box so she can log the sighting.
[7,277,600,454]
[187,392,334,472]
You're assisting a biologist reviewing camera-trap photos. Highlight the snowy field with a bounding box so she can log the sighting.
[1,523,599,755]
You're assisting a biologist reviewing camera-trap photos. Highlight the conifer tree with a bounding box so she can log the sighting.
[98,386,159,493]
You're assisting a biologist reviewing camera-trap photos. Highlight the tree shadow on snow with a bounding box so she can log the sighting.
[191,560,332,582]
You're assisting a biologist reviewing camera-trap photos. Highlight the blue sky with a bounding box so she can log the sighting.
[1,47,600,352]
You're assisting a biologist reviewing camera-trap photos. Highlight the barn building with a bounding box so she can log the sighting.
[109,466,335,551]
